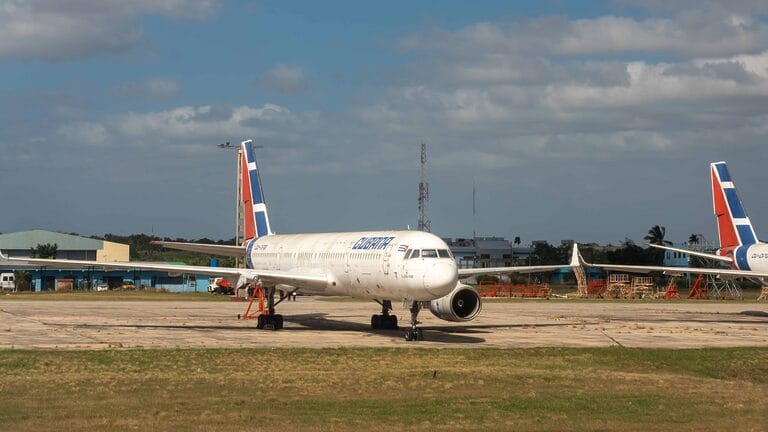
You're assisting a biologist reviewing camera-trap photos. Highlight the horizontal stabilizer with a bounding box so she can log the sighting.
[645,243,733,263]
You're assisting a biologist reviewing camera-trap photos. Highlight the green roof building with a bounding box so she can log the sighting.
[0,230,129,262]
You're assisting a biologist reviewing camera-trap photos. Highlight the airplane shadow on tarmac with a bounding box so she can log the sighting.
[285,313,578,344]
[48,315,579,345]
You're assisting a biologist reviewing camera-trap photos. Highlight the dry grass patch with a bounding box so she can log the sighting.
[0,347,766,431]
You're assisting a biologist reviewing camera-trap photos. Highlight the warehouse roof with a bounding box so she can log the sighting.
[0,230,106,251]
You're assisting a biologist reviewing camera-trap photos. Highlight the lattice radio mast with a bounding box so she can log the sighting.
[418,142,431,232]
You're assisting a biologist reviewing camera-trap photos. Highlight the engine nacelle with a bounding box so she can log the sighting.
[429,284,482,322]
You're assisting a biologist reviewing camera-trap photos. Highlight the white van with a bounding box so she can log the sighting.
[1,273,15,291]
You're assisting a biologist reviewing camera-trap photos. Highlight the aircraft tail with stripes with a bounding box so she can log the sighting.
[711,161,758,249]
[241,140,273,241]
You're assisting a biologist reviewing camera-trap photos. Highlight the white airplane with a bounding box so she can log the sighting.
[574,161,768,279]
[1,140,577,341]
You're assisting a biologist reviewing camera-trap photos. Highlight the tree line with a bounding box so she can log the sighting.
[23,224,698,268]
[531,224,704,266]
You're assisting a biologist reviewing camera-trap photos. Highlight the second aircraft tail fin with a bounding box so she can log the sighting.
[711,161,757,248]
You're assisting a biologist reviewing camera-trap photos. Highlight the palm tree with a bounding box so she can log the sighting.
[644,225,672,246]
[688,234,700,245]
[644,225,672,265]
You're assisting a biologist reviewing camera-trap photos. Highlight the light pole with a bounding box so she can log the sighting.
[217,140,264,268]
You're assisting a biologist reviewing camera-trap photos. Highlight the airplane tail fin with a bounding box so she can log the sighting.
[711,161,757,248]
[241,140,273,241]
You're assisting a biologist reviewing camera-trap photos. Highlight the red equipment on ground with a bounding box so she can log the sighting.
[688,274,708,299]
[478,281,551,298]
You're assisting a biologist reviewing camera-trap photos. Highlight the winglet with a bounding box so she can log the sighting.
[0,250,7,260]
[569,243,583,267]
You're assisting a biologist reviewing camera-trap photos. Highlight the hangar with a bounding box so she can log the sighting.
[0,230,129,261]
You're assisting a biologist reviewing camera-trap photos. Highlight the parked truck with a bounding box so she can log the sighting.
[1,273,15,292]
[207,277,234,295]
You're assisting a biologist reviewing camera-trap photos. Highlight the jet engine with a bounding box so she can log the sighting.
[429,284,482,322]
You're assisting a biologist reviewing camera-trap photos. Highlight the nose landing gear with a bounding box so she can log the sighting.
[404,301,423,341]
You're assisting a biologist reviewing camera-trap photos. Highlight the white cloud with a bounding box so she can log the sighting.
[57,122,109,146]
[113,78,182,100]
[256,64,308,95]
[397,12,768,58]
[111,104,300,141]
[0,0,218,60]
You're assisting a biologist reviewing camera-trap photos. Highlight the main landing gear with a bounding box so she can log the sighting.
[371,300,398,330]
[239,284,285,330]
[404,301,423,341]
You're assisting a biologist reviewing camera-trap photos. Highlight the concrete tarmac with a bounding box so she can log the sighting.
[1,298,767,349]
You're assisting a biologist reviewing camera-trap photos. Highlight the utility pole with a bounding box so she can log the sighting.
[418,142,431,232]
[217,140,263,268]
[472,178,476,239]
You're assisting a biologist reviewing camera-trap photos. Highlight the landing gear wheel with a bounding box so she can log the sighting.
[371,314,382,329]
[387,315,398,330]
[274,314,284,330]
[256,314,265,329]
[405,328,420,341]
[404,328,423,341]
[371,313,397,330]
[404,301,423,342]
[372,300,399,330]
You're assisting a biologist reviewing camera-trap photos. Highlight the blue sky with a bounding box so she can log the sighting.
[3,0,768,246]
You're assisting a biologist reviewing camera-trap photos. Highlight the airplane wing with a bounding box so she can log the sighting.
[458,264,574,278]
[645,243,733,263]
[152,241,246,257]
[458,244,579,278]
[0,252,327,290]
[574,246,768,278]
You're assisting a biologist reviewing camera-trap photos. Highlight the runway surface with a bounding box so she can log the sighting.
[1,297,767,349]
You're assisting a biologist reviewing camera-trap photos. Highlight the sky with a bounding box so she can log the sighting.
[2,0,768,246]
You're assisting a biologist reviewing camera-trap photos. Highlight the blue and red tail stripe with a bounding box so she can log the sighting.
[241,140,273,240]
[711,161,757,248]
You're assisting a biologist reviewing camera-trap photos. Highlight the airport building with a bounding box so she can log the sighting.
[663,243,690,267]
[0,230,129,261]
[0,230,208,292]
[444,236,532,268]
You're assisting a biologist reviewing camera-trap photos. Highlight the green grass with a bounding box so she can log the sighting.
[1,347,766,431]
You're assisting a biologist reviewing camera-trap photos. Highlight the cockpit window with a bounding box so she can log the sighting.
[438,249,451,258]
[421,249,438,258]
[404,250,412,259]
[410,249,420,259]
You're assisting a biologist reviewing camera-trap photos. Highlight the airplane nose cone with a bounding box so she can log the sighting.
[424,261,458,297]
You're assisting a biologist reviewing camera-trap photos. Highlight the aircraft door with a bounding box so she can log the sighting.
[382,242,394,275]
[345,248,350,273]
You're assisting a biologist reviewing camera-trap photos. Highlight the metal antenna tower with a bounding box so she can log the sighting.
[418,142,431,232]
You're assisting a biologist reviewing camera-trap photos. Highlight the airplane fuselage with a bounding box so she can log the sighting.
[245,230,459,301]
[722,243,768,272]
